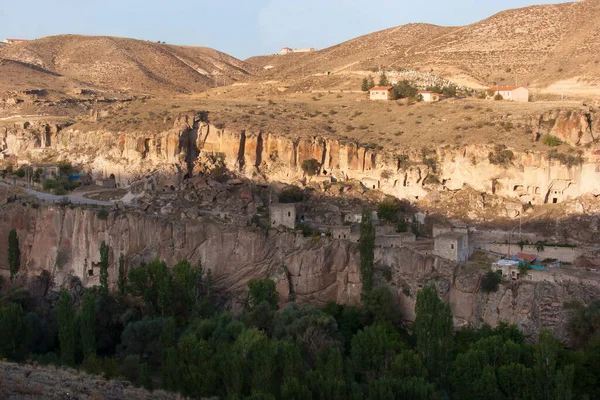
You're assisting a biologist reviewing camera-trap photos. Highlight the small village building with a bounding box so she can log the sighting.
[361,177,380,190]
[418,91,441,102]
[369,86,393,101]
[270,203,296,229]
[280,47,293,55]
[432,221,468,238]
[30,164,60,179]
[293,48,315,53]
[492,259,521,280]
[3,38,29,44]
[488,86,529,102]
[434,232,471,262]
[376,232,416,249]
[331,225,352,240]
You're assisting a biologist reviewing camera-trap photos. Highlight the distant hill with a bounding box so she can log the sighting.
[0,35,258,94]
[247,0,600,93]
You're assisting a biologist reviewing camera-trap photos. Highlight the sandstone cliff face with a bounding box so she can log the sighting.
[2,204,598,342]
[3,110,600,211]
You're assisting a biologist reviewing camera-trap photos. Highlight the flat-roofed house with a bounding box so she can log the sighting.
[369,86,393,101]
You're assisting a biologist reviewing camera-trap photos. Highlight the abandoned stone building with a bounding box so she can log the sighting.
[375,232,416,248]
[269,203,296,229]
[331,225,352,240]
[434,232,471,262]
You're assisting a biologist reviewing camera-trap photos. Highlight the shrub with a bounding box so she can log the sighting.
[210,166,228,183]
[481,271,501,293]
[97,208,109,220]
[380,170,393,179]
[301,159,320,177]
[488,145,514,168]
[494,94,504,101]
[542,135,562,147]
[279,186,304,203]
[377,197,400,222]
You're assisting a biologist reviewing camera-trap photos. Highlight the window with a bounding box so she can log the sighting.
[288,212,291,217]
[451,243,455,249]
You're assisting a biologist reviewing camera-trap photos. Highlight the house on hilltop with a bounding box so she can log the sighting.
[488,86,529,102]
[369,86,393,101]
[280,47,293,55]
[3,38,29,44]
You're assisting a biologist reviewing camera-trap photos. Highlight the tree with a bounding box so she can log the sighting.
[301,159,320,177]
[368,76,376,90]
[391,80,418,100]
[118,254,126,295]
[80,291,96,360]
[379,72,389,87]
[141,363,153,391]
[377,197,400,222]
[58,289,76,366]
[351,323,404,382]
[359,209,375,299]
[361,78,370,92]
[0,303,30,361]
[8,228,20,281]
[248,278,279,311]
[481,271,502,293]
[99,241,109,295]
[414,285,454,387]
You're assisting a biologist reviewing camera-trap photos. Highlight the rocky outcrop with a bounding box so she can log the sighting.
[4,110,600,211]
[2,204,598,342]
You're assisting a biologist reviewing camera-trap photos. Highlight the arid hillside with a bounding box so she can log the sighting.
[0,34,258,94]
[247,0,600,94]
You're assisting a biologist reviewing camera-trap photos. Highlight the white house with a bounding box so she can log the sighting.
[369,86,393,101]
[280,47,293,55]
[489,86,529,102]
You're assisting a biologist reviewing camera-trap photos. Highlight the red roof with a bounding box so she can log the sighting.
[370,86,393,91]
[516,252,538,263]
[489,86,523,92]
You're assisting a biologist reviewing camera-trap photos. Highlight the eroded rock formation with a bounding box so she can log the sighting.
[1,204,598,342]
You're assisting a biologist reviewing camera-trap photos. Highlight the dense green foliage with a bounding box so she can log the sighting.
[377,197,400,223]
[8,228,20,280]
[359,209,375,299]
[391,80,418,100]
[378,72,389,87]
[0,238,598,399]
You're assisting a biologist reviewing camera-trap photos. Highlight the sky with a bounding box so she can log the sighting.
[0,0,568,59]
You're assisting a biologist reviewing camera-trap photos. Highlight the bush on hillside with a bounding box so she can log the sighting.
[481,271,502,293]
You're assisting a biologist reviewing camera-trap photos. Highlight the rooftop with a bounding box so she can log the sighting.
[369,86,393,91]
[489,85,523,91]
[435,231,468,240]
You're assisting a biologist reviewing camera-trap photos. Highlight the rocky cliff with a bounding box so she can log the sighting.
[3,109,600,215]
[2,204,598,342]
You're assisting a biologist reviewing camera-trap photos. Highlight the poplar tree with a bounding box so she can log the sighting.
[379,72,389,87]
[58,289,76,366]
[414,285,453,387]
[80,291,96,360]
[99,241,109,295]
[8,229,20,281]
[117,254,126,295]
[359,209,375,299]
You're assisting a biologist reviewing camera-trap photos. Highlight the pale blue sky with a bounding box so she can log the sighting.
[0,0,567,59]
